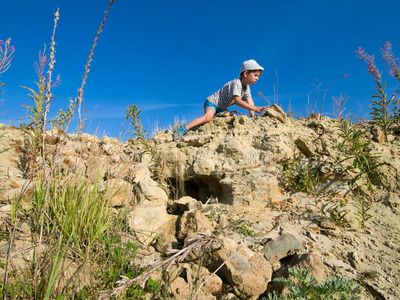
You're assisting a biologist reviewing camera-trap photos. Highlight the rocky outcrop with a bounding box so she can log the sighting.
[1,115,400,299]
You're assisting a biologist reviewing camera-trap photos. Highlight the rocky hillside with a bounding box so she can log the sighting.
[0,114,399,299]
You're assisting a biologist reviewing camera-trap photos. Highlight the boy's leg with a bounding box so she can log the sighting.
[185,109,215,130]
[173,109,215,141]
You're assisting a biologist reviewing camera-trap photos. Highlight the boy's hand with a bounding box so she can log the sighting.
[255,106,269,114]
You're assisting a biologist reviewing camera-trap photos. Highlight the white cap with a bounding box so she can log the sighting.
[240,59,264,74]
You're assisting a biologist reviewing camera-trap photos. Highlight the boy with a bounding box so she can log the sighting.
[173,59,269,141]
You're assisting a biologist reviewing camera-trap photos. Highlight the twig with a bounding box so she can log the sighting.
[112,233,223,295]
[319,73,348,120]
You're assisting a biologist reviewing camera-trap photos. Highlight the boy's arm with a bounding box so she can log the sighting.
[233,96,268,114]
[246,97,255,117]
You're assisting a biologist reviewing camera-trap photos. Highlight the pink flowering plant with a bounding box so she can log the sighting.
[381,41,400,123]
[0,38,15,94]
[356,43,397,142]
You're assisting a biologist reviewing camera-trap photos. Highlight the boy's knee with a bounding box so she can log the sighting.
[204,115,213,122]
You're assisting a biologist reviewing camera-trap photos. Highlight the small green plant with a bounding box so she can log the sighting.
[283,146,349,227]
[313,196,349,228]
[283,153,317,194]
[361,270,378,280]
[20,45,60,178]
[124,104,148,141]
[265,267,361,300]
[51,97,74,130]
[337,119,382,196]
[370,81,394,142]
[232,220,254,237]
[336,118,382,229]
[352,192,373,231]
[283,147,312,193]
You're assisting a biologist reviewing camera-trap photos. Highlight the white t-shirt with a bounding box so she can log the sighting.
[206,78,251,110]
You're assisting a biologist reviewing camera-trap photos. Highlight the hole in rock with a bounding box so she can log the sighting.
[169,175,231,204]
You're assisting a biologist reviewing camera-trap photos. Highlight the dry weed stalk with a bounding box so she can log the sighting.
[66,0,117,134]
[113,233,223,295]
[37,8,60,278]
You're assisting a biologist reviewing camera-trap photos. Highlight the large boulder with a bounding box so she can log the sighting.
[128,200,177,245]
[209,236,272,299]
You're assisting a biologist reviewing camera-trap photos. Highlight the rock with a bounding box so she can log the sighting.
[128,200,177,245]
[133,177,169,203]
[105,178,133,207]
[348,251,363,271]
[171,196,202,214]
[290,252,326,282]
[170,276,191,298]
[263,233,302,263]
[182,263,223,296]
[264,104,287,123]
[210,236,272,299]
[18,222,31,234]
[220,293,240,300]
[177,210,214,240]
[295,138,313,157]
[199,272,223,295]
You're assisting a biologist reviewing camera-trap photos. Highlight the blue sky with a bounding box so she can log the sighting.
[1,0,400,139]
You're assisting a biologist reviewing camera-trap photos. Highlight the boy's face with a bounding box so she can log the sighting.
[242,70,262,85]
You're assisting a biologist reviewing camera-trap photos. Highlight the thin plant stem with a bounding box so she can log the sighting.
[310,80,321,116]
[65,0,117,134]
[37,9,60,289]
[275,67,279,104]
[319,73,348,120]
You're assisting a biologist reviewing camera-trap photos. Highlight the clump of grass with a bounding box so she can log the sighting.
[32,177,113,256]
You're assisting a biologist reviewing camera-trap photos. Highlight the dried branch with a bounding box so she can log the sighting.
[112,233,223,295]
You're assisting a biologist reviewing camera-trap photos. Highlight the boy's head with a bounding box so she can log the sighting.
[240,59,264,77]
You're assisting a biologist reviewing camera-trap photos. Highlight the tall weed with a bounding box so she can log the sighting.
[0,38,15,94]
[336,117,382,229]
[356,43,399,141]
